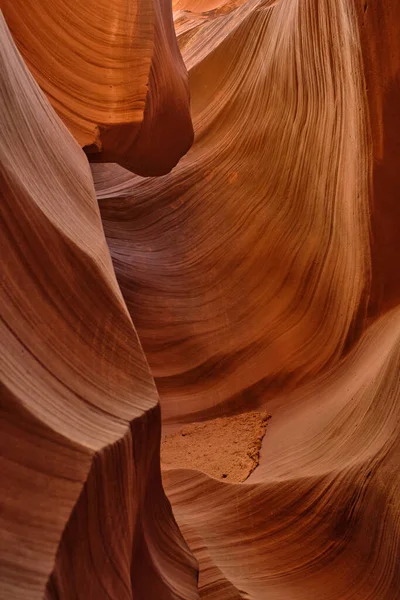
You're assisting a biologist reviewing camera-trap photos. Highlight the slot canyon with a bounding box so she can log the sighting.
[0,1,399,599]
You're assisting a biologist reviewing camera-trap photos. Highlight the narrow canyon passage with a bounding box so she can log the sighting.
[1,0,399,599]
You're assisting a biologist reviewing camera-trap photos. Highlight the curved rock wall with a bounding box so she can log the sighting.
[1,0,193,174]
[0,14,197,600]
[1,0,400,599]
[95,0,372,421]
[93,0,400,598]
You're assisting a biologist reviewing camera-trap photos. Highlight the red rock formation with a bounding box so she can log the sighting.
[1,0,400,599]
[0,14,197,600]
[1,0,193,175]
[355,0,400,316]
[92,0,400,598]
[95,0,372,422]
[163,307,400,598]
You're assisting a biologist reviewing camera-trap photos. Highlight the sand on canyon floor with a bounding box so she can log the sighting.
[161,411,270,482]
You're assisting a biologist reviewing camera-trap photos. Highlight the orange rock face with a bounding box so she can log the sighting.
[1,0,193,175]
[0,12,197,600]
[96,0,372,423]
[1,0,400,599]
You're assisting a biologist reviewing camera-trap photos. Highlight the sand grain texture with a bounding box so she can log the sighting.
[162,412,270,482]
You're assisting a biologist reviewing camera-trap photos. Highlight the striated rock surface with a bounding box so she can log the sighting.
[92,0,400,598]
[1,0,400,599]
[95,0,372,422]
[163,307,400,599]
[1,0,193,175]
[0,14,197,600]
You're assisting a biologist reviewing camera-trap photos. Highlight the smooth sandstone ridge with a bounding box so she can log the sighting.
[1,0,193,175]
[93,0,400,597]
[1,0,400,599]
[96,0,372,423]
[163,307,400,599]
[0,14,197,600]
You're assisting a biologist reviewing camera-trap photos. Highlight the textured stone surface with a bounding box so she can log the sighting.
[1,0,193,175]
[0,13,197,600]
[162,412,270,482]
[1,1,400,599]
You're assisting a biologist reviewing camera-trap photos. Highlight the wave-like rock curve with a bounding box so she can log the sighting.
[92,0,400,598]
[95,0,372,423]
[1,0,193,175]
[1,0,400,599]
[0,14,197,600]
[164,307,400,598]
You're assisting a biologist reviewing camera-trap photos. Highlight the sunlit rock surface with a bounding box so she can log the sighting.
[0,13,197,600]
[1,0,193,175]
[95,0,372,422]
[1,0,400,599]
